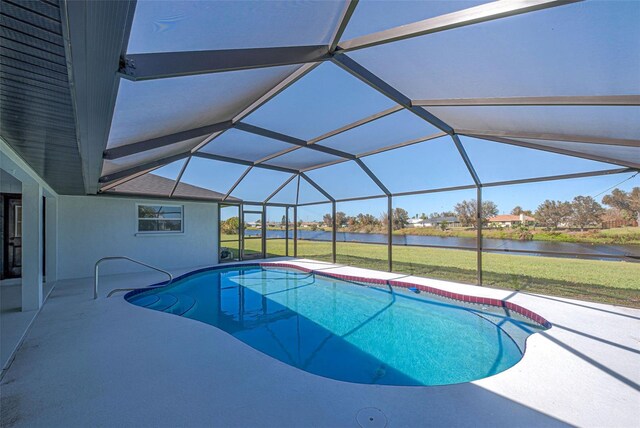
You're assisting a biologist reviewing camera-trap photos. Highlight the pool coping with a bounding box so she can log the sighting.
[124,261,551,329]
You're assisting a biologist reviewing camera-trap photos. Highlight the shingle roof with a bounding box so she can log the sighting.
[107,173,239,201]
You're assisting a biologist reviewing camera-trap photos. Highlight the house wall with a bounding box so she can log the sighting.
[57,195,218,280]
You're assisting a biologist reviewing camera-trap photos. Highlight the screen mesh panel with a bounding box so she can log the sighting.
[198,128,294,162]
[151,159,187,180]
[361,136,474,193]
[180,156,248,195]
[269,176,299,205]
[429,106,640,143]
[490,138,640,169]
[230,168,294,202]
[95,0,637,208]
[341,0,487,41]
[298,177,330,205]
[460,136,626,183]
[106,65,300,149]
[319,109,439,155]
[304,161,383,199]
[244,62,396,140]
[348,1,640,99]
[127,0,346,53]
[264,147,343,170]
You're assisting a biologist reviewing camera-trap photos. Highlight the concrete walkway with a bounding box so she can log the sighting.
[1,279,55,371]
[1,259,638,427]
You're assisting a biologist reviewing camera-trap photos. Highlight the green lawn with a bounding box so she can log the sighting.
[220,236,640,308]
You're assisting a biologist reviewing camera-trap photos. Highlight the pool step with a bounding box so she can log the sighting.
[129,294,160,308]
[163,294,196,316]
[145,294,179,311]
[130,292,196,316]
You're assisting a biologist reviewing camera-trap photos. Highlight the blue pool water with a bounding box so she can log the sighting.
[126,265,546,386]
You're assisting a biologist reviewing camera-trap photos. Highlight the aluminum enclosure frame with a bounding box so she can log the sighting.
[92,0,638,285]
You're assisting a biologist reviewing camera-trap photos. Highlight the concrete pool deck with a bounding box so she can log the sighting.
[1,258,638,427]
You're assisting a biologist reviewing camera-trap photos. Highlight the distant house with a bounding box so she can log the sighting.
[408,218,428,228]
[487,214,535,227]
[299,221,320,228]
[407,216,461,228]
[428,216,461,228]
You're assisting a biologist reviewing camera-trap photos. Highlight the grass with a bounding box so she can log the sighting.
[221,236,640,308]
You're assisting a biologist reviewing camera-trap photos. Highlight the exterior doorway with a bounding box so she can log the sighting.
[2,194,22,279]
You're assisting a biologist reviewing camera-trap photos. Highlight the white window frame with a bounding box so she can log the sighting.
[136,203,184,235]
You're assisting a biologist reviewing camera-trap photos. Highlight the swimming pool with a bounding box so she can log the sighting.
[126,264,549,386]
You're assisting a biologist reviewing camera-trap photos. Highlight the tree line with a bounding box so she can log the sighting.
[322,208,411,232]
[220,187,638,234]
[319,187,639,232]
[532,187,639,230]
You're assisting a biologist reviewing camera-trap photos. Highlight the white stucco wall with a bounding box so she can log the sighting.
[57,195,218,280]
[1,170,22,193]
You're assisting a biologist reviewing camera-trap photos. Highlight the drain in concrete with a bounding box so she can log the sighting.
[356,407,387,428]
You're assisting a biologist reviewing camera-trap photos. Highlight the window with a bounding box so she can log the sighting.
[137,204,183,233]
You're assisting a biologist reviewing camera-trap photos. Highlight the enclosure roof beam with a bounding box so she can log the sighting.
[391,184,478,199]
[253,146,299,166]
[99,63,321,187]
[356,131,448,158]
[300,172,335,202]
[336,0,581,52]
[412,95,640,107]
[103,120,233,160]
[234,122,307,147]
[119,45,331,81]
[451,134,481,186]
[457,129,640,148]
[296,166,632,204]
[460,133,640,170]
[235,122,357,160]
[100,165,162,192]
[99,151,191,184]
[300,131,448,173]
[307,105,403,145]
[355,158,390,196]
[300,159,347,173]
[252,105,403,167]
[223,166,252,201]
[329,0,359,52]
[331,54,453,134]
[481,167,635,188]
[264,173,297,203]
[170,156,191,197]
[193,152,299,174]
[297,193,387,207]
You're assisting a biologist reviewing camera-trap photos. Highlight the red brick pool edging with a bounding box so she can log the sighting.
[260,262,551,328]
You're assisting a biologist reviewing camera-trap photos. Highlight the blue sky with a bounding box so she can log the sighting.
[184,158,639,222]
[144,1,639,222]
[292,172,640,222]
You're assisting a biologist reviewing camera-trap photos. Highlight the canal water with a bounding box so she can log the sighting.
[244,229,640,260]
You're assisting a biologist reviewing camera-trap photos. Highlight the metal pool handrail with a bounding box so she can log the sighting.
[94,256,173,299]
